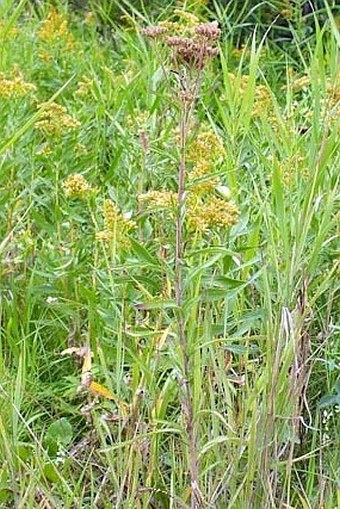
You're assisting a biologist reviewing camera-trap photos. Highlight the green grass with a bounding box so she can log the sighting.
[0,1,339,508]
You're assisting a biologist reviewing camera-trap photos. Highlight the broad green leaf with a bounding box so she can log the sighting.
[318,394,340,409]
[45,418,73,455]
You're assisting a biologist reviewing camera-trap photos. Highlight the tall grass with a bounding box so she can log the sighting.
[0,1,339,508]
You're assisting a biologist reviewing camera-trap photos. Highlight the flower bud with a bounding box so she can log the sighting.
[215,185,231,200]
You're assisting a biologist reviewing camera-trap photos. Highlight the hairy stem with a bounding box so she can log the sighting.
[175,96,202,508]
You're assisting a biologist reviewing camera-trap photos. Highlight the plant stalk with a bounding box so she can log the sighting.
[175,97,202,508]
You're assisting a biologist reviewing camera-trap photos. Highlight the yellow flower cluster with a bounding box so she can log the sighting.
[270,154,308,186]
[139,190,177,210]
[96,199,136,246]
[174,9,200,27]
[251,85,272,117]
[157,20,182,34]
[226,73,272,118]
[280,0,294,20]
[281,8,294,19]
[84,11,96,26]
[126,109,150,133]
[75,143,88,155]
[37,7,75,50]
[267,112,295,138]
[188,195,239,231]
[38,49,52,64]
[186,129,239,231]
[326,79,340,102]
[292,75,311,92]
[35,102,80,136]
[187,131,225,193]
[74,76,94,98]
[63,174,96,199]
[324,78,340,123]
[0,21,18,38]
[150,8,203,37]
[0,69,36,99]
[103,200,120,230]
[188,161,219,191]
[139,128,239,233]
[36,143,52,156]
[232,45,251,58]
[188,131,225,163]
[283,73,339,128]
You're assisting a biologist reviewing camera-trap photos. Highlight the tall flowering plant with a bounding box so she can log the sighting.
[142,19,238,508]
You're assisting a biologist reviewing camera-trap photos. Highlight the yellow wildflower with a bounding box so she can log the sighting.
[37,7,75,50]
[0,21,18,38]
[292,75,311,92]
[63,174,96,199]
[280,8,293,19]
[227,73,272,117]
[252,85,272,117]
[96,230,115,242]
[140,122,238,233]
[84,11,96,26]
[232,45,250,58]
[104,199,136,231]
[74,76,94,98]
[0,69,36,99]
[36,144,52,156]
[97,199,136,247]
[188,161,218,192]
[185,128,236,224]
[149,7,204,38]
[187,195,239,231]
[75,143,88,154]
[282,154,308,185]
[38,49,52,64]
[35,102,80,136]
[139,190,177,210]
[158,21,183,34]
[280,0,294,20]
[187,131,225,163]
[174,9,200,28]
[270,154,308,187]
[126,109,150,133]
[229,73,250,94]
[103,199,120,230]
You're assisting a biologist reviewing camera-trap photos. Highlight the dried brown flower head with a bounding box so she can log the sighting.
[194,21,220,41]
[141,19,220,70]
[166,30,219,69]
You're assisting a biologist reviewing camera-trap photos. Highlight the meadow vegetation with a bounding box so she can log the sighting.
[0,1,339,507]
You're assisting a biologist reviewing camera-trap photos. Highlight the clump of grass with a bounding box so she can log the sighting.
[0,1,339,508]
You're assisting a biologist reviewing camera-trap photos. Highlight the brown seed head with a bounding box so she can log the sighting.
[195,21,220,41]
